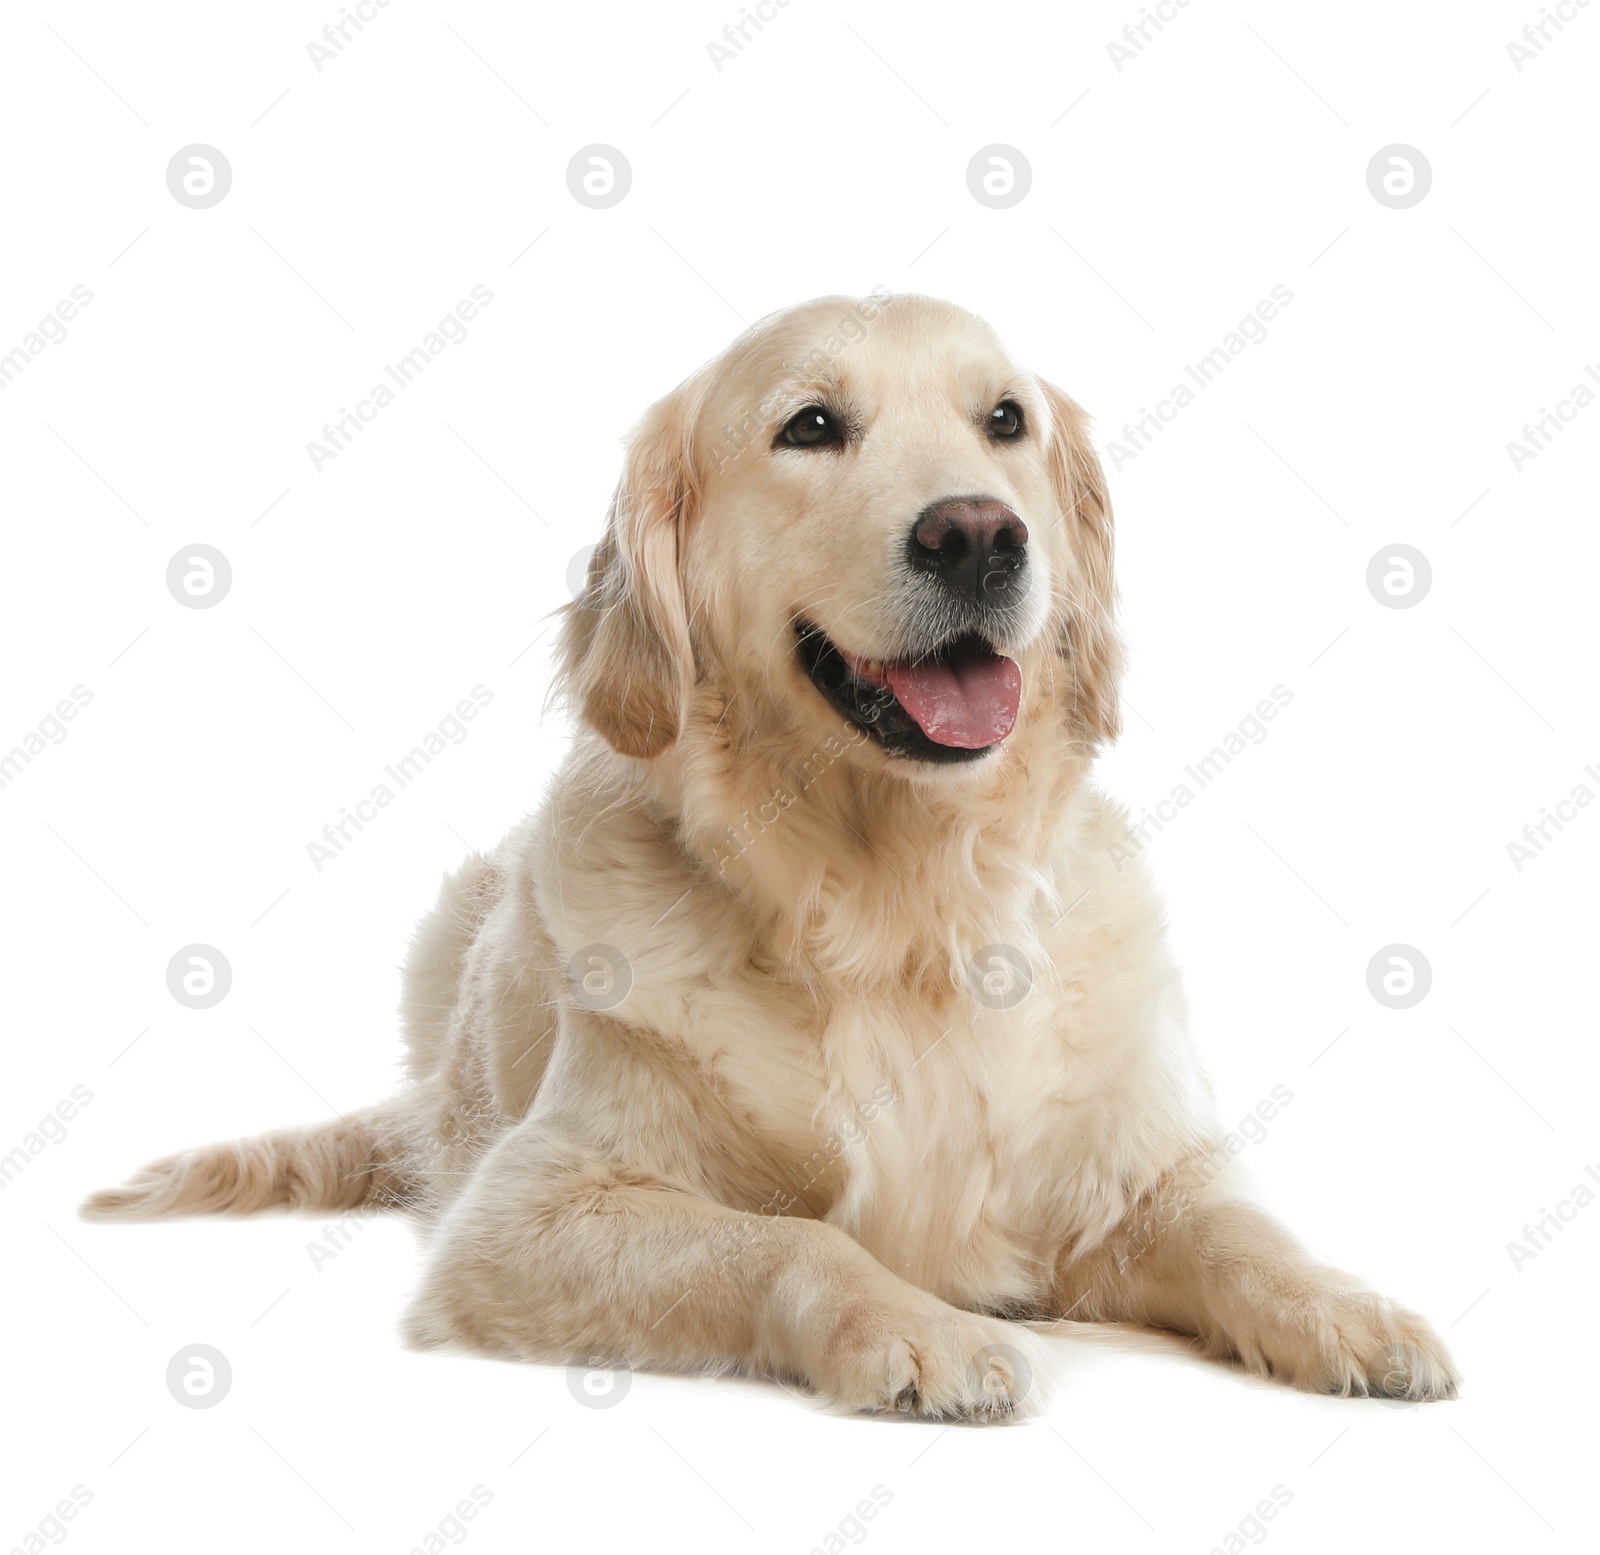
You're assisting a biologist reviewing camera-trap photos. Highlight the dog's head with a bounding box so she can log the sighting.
[559,294,1119,778]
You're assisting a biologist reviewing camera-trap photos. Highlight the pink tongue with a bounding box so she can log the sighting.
[884,650,1022,748]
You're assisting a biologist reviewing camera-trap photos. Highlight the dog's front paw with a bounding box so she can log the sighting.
[1222,1281,1460,1401]
[810,1296,1051,1420]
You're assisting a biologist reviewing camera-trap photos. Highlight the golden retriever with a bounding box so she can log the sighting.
[85,293,1458,1417]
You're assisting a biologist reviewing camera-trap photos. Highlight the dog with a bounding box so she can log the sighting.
[85,293,1458,1418]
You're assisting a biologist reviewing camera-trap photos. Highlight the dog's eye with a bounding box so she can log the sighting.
[988,401,1025,440]
[778,406,843,449]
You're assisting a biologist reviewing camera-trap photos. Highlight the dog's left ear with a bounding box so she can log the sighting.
[1039,379,1122,749]
[556,385,699,759]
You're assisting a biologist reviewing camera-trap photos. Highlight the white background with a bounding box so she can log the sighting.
[2,1,1595,1551]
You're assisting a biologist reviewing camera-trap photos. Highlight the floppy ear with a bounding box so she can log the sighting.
[1039,379,1122,748]
[556,388,698,759]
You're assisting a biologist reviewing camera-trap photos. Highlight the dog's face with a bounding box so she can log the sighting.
[560,294,1119,778]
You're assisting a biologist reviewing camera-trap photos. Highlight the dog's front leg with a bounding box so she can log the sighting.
[1053,1163,1459,1400]
[403,1120,1046,1418]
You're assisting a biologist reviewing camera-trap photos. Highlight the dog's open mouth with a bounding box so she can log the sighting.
[796,623,1022,762]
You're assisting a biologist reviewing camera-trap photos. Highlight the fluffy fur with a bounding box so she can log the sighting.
[85,295,1458,1418]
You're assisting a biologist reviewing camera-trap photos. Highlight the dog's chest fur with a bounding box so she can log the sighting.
[407,755,1214,1314]
[508,785,1211,1312]
[682,950,1203,1310]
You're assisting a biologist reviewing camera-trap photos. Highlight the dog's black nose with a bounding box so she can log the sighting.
[908,496,1029,605]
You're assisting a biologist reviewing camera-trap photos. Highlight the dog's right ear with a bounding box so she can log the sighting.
[1039,379,1121,750]
[556,387,699,759]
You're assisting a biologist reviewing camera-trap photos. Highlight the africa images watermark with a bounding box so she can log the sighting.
[624,1086,900,1351]
[306,0,397,72]
[706,285,893,474]
[710,714,883,873]
[754,1084,898,1220]
[1,285,94,392]
[306,1207,378,1271]
[1109,685,1294,870]
[1115,1084,1295,1274]
[807,1486,894,1555]
[1,1084,94,1190]
[697,1086,899,1288]
[406,1486,494,1555]
[1506,0,1592,71]
[1505,1159,1600,1271]
[0,685,94,792]
[1103,285,1294,471]
[306,685,494,871]
[11,1486,94,1554]
[306,285,495,473]
[706,0,797,71]
[1106,0,1200,73]
[1505,360,1600,471]
[1207,1485,1295,1555]
[1504,759,1600,872]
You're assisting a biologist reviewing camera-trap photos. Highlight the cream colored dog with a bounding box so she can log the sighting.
[86,294,1458,1418]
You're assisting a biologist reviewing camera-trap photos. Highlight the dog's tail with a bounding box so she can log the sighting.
[80,1104,410,1222]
